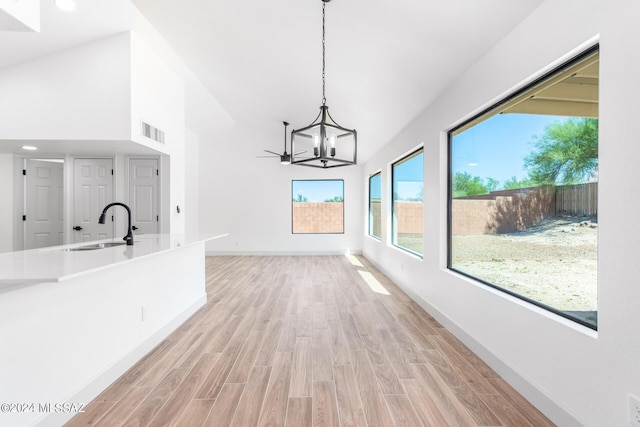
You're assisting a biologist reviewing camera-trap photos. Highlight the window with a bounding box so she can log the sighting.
[392,149,424,256]
[369,173,381,239]
[448,47,599,329]
[292,180,344,234]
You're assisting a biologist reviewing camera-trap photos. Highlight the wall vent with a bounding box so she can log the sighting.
[141,121,165,144]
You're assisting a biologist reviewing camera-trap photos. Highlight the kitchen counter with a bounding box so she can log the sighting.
[0,233,227,427]
[0,233,228,292]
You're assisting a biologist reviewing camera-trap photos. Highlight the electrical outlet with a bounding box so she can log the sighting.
[630,394,640,426]
[141,306,148,322]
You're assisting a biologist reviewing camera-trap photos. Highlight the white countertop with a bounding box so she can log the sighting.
[0,233,227,289]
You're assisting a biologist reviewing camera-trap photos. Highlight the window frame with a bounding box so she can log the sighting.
[446,45,599,330]
[368,172,382,240]
[391,148,424,257]
[291,179,345,235]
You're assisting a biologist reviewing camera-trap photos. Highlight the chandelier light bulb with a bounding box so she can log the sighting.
[313,134,320,156]
[329,134,337,156]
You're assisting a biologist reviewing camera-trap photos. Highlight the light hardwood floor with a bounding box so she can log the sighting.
[66,255,554,426]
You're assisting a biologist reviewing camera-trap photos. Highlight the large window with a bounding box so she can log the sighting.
[448,47,599,329]
[392,149,424,256]
[369,173,381,239]
[292,180,344,234]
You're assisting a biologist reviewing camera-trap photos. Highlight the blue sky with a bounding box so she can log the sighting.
[292,180,344,202]
[386,114,570,199]
[452,113,569,184]
[295,114,570,202]
[370,173,381,199]
[394,152,424,200]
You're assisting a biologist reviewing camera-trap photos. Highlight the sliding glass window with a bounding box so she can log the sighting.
[392,149,424,256]
[369,173,382,239]
[448,46,599,329]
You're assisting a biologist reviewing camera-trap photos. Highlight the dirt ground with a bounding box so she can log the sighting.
[451,216,597,313]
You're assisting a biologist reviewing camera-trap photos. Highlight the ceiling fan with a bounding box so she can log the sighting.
[257,121,306,165]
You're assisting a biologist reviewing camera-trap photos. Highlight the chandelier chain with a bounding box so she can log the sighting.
[322,1,326,105]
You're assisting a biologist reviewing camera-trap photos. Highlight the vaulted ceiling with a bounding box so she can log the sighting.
[0,0,546,161]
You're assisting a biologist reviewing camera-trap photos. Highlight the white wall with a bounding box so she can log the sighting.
[362,1,640,426]
[130,33,186,234]
[0,154,13,252]
[185,128,200,237]
[0,30,190,240]
[130,32,185,155]
[200,123,363,254]
[0,0,39,32]
[0,33,131,142]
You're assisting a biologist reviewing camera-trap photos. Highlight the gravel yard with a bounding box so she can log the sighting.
[451,216,597,313]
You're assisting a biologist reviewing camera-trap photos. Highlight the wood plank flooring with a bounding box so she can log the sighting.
[66,255,554,427]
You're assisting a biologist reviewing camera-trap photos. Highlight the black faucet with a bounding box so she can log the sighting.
[98,202,134,245]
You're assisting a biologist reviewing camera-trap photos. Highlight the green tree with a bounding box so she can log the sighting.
[486,177,500,192]
[324,196,344,202]
[525,118,598,185]
[293,194,308,202]
[452,172,490,197]
[503,175,536,190]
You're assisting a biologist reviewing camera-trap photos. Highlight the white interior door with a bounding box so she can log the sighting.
[129,158,159,235]
[73,158,114,243]
[24,159,64,249]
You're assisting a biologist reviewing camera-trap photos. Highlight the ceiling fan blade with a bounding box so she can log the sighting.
[256,155,279,158]
[264,150,281,156]
[293,150,307,155]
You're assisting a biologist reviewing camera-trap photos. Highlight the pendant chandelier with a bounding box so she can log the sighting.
[291,0,357,169]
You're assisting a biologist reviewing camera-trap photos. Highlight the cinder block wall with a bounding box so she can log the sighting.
[452,187,556,235]
[292,202,344,233]
[294,187,556,237]
[395,202,423,234]
[370,200,382,237]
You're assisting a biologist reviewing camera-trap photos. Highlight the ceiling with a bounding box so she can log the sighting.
[499,52,599,118]
[0,0,546,161]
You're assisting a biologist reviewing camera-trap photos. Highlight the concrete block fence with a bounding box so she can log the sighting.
[295,184,592,236]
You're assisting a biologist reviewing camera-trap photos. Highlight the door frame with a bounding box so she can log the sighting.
[24,158,65,249]
[13,155,67,251]
[125,155,163,235]
[72,156,117,243]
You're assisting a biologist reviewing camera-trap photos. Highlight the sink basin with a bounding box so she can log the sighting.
[91,242,128,249]
[64,242,127,251]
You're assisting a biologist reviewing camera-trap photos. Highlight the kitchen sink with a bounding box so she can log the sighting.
[64,242,128,251]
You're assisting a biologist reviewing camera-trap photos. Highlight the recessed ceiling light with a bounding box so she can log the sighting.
[22,146,38,151]
[54,0,77,12]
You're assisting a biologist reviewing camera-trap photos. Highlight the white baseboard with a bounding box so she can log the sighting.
[37,295,207,427]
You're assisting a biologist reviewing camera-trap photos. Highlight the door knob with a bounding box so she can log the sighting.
[73,226,83,231]
[132,226,138,231]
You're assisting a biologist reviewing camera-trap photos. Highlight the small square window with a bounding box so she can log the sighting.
[292,180,344,234]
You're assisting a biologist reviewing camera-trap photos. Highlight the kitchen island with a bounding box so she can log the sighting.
[0,233,227,427]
